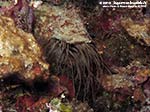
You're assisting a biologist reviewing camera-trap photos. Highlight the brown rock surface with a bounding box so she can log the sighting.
[0,16,49,80]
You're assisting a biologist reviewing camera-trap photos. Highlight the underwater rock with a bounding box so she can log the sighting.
[0,16,49,81]
[121,18,150,46]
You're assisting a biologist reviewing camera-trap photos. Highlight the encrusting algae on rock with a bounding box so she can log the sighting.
[0,16,50,81]
[121,18,150,46]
